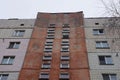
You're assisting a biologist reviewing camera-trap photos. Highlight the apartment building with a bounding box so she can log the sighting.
[0,12,119,80]
[0,19,35,80]
[19,12,90,80]
[84,18,120,80]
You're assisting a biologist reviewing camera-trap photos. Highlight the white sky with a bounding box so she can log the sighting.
[0,0,105,19]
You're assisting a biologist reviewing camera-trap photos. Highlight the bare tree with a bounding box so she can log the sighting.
[101,0,120,17]
[100,0,120,53]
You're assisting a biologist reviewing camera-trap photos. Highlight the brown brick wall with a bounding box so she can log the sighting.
[19,12,90,80]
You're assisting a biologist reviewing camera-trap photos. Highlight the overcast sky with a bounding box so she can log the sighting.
[0,0,105,19]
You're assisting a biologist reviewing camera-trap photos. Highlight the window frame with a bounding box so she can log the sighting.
[98,55,113,65]
[8,42,20,49]
[62,24,70,28]
[43,55,52,60]
[102,74,117,80]
[0,74,9,80]
[12,30,25,37]
[40,73,49,79]
[60,72,69,79]
[62,33,69,39]
[60,63,69,69]
[93,29,104,35]
[48,24,55,28]
[44,47,52,52]
[61,56,70,60]
[46,34,54,39]
[61,47,69,52]
[62,29,70,34]
[1,56,15,65]
[42,63,51,69]
[96,41,109,49]
[61,41,69,46]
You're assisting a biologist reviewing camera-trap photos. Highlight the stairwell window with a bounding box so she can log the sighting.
[47,29,55,34]
[44,48,52,52]
[46,35,54,39]
[96,41,109,49]
[43,55,52,60]
[61,56,70,60]
[60,72,69,80]
[63,24,70,28]
[1,56,15,65]
[60,63,69,69]
[39,73,49,80]
[61,41,69,46]
[48,24,55,28]
[8,42,20,49]
[45,41,53,46]
[42,63,51,69]
[61,47,69,52]
[62,29,70,34]
[62,33,69,39]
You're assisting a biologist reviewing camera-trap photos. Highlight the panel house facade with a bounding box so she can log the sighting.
[0,19,35,80]
[19,12,90,80]
[84,18,120,80]
[0,12,120,80]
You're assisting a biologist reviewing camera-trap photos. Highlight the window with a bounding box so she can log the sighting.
[96,41,109,49]
[62,33,69,39]
[48,24,55,28]
[45,43,53,46]
[8,42,20,49]
[102,74,117,80]
[47,32,55,34]
[1,56,15,65]
[47,29,55,34]
[46,35,54,39]
[99,56,113,65]
[60,63,69,69]
[61,44,69,48]
[43,55,52,60]
[50,24,55,27]
[42,63,51,69]
[47,29,55,32]
[0,74,9,80]
[39,73,49,80]
[61,56,69,60]
[62,29,70,33]
[93,29,104,35]
[13,30,25,37]
[45,41,53,46]
[45,45,52,48]
[61,41,69,46]
[44,48,52,52]
[63,24,69,28]
[60,72,69,80]
[61,47,69,52]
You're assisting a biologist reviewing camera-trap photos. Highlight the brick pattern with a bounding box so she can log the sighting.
[19,12,90,80]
